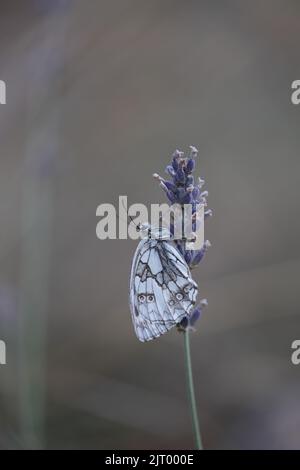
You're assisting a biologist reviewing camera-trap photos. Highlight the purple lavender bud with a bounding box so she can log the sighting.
[160,183,176,204]
[184,251,192,265]
[172,150,184,172]
[185,158,195,174]
[176,187,186,200]
[192,201,199,214]
[186,175,194,186]
[175,167,185,184]
[165,165,175,177]
[191,240,211,266]
[172,157,179,172]
[181,192,192,204]
[164,180,177,192]
[167,190,177,203]
[192,249,205,265]
[189,307,201,326]
[159,181,169,194]
[192,186,200,200]
[175,241,184,255]
[187,300,207,328]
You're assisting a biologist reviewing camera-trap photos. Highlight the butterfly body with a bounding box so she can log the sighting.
[129,227,198,342]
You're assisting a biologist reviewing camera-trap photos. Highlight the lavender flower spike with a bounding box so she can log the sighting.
[154,146,212,329]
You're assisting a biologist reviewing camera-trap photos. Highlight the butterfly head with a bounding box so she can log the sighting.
[137,222,152,238]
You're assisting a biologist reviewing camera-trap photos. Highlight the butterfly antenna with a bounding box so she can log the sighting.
[120,198,140,229]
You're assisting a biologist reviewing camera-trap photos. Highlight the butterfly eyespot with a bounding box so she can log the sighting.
[176,293,184,301]
[168,299,175,306]
[138,294,146,303]
[147,294,155,302]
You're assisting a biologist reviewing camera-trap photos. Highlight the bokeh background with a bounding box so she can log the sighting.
[0,0,300,450]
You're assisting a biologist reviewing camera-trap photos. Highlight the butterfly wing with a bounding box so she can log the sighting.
[129,239,198,342]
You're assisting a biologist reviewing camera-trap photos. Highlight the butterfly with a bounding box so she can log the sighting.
[129,223,198,342]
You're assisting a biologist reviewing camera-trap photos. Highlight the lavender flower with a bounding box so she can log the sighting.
[154,146,212,330]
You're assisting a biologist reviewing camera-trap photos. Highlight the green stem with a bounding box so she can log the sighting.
[184,329,203,450]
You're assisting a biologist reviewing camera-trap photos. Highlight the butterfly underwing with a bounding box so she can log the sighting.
[129,227,198,342]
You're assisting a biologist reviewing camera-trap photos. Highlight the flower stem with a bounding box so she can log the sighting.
[183,329,203,450]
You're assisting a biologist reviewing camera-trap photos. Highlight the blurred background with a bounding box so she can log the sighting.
[0,0,300,450]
